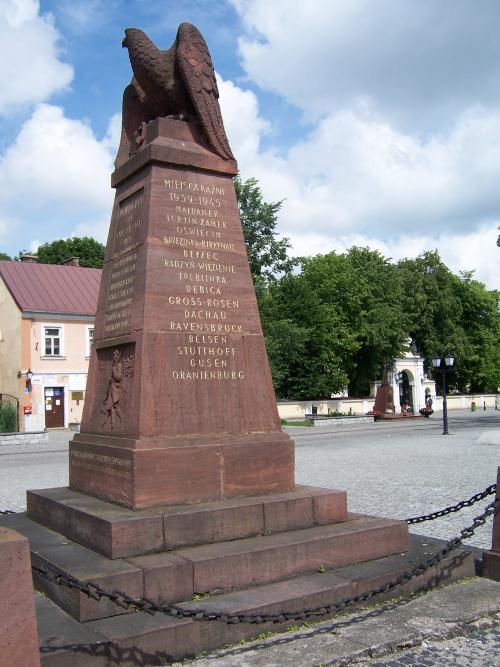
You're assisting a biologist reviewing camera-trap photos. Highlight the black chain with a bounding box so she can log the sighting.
[406,483,496,524]
[31,495,499,626]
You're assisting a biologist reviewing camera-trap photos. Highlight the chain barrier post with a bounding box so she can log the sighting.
[483,467,500,581]
[0,527,41,667]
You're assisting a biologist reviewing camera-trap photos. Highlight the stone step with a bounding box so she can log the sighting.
[137,513,409,597]
[1,511,407,623]
[36,534,475,666]
[27,484,348,558]
[0,513,144,623]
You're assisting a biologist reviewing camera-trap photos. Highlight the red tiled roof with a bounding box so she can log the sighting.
[0,260,101,316]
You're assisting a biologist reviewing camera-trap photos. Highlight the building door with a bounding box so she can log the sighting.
[45,387,65,428]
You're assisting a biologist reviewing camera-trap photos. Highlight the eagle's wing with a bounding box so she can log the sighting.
[115,80,146,168]
[176,23,234,161]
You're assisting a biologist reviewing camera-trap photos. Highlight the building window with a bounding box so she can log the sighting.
[44,327,62,356]
[86,326,94,357]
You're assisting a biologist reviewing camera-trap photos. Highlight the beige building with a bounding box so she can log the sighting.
[0,258,100,431]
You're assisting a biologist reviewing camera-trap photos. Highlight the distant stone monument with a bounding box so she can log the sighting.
[373,366,394,414]
[69,22,294,509]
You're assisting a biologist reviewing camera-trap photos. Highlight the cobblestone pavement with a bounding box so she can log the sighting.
[1,411,499,550]
[363,625,500,666]
[0,430,71,512]
[291,410,500,549]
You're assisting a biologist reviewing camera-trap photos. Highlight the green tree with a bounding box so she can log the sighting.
[452,272,500,392]
[260,247,407,398]
[0,252,11,261]
[398,251,464,363]
[36,237,105,268]
[235,176,297,292]
[259,272,353,398]
[397,251,500,393]
[298,248,407,396]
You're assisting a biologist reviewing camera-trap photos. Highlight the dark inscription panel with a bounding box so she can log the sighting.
[103,188,144,336]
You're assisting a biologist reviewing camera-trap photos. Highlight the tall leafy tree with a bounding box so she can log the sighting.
[398,251,464,363]
[36,237,105,268]
[260,271,353,398]
[452,272,500,392]
[397,251,500,393]
[298,248,407,396]
[260,248,408,398]
[235,176,297,292]
[0,252,11,261]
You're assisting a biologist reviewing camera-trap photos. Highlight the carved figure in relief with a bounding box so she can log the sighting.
[102,349,123,428]
[117,22,234,167]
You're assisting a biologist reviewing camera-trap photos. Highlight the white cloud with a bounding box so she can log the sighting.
[0,0,73,114]
[1,104,114,210]
[217,74,271,165]
[232,0,500,132]
[0,215,21,249]
[289,225,500,290]
[218,74,499,289]
[0,104,116,250]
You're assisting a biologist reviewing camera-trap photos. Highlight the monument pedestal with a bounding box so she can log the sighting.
[69,117,294,509]
[0,495,475,664]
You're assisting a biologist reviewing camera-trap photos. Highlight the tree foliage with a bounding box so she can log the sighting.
[235,176,499,398]
[261,248,408,398]
[0,252,11,261]
[36,237,105,268]
[398,252,500,393]
[234,176,297,292]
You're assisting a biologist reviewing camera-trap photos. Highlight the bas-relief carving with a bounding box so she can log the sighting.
[116,23,234,167]
[96,345,135,431]
[101,349,123,428]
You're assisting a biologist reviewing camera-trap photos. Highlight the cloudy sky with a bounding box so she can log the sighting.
[1,0,499,288]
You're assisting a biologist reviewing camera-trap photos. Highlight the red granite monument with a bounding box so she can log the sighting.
[67,25,294,509]
[0,22,474,664]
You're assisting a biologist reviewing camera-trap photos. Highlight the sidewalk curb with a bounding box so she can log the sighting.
[176,577,500,666]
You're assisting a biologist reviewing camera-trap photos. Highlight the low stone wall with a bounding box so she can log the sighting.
[308,415,375,427]
[0,431,49,447]
[278,394,499,419]
[278,399,374,419]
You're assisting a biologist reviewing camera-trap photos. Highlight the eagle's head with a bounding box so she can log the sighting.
[122,28,147,50]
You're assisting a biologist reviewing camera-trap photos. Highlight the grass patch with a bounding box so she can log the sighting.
[280,419,312,427]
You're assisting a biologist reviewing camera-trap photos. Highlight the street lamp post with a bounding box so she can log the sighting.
[432,355,454,435]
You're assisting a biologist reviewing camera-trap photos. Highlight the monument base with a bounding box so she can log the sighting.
[27,485,348,558]
[0,485,477,664]
[69,431,295,509]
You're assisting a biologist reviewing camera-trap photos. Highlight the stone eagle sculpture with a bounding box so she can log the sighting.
[116,22,234,167]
